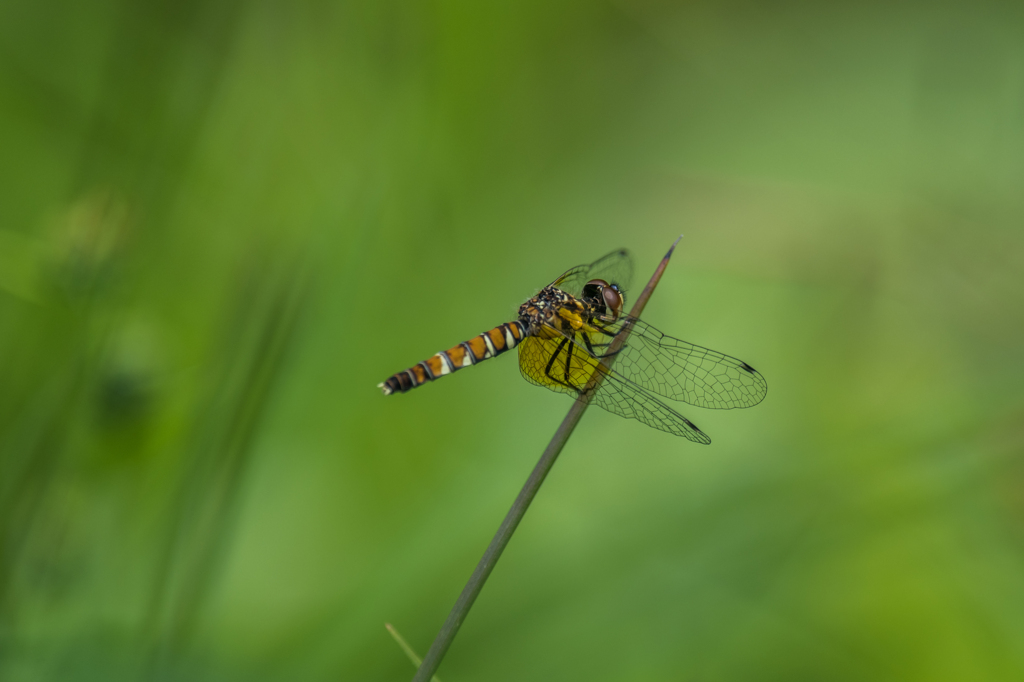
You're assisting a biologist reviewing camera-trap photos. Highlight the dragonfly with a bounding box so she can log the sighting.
[378,249,766,443]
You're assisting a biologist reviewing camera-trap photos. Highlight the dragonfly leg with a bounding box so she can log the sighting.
[563,333,576,385]
[544,336,569,377]
[544,335,582,394]
[590,323,620,339]
[581,331,621,359]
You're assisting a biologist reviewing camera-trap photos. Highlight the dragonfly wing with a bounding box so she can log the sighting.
[589,314,767,409]
[550,249,633,298]
[517,328,711,443]
[589,371,711,444]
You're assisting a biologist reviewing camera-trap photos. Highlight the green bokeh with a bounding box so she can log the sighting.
[2,1,1023,680]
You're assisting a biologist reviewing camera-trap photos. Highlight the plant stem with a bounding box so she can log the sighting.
[411,237,683,682]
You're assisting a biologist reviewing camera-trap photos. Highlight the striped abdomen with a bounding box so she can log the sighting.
[378,321,529,395]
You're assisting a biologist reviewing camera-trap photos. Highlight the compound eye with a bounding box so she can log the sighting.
[602,285,623,320]
[582,278,610,300]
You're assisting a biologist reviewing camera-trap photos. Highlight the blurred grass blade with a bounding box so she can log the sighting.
[386,623,442,682]
[142,254,310,676]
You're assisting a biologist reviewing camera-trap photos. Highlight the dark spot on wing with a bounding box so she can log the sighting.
[684,417,711,444]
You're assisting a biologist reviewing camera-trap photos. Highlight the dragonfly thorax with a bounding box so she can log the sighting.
[517,285,588,336]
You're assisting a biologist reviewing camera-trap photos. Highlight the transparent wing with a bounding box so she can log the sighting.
[518,332,711,443]
[584,313,767,409]
[550,249,633,297]
[591,371,712,444]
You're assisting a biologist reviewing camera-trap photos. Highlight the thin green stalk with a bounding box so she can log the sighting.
[386,623,442,682]
[411,237,683,682]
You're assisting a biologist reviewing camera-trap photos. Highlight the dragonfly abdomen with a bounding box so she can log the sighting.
[378,321,528,395]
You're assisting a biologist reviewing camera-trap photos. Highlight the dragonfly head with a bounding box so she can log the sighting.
[582,278,624,321]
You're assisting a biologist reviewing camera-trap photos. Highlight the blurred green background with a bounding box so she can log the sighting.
[2,1,1023,680]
